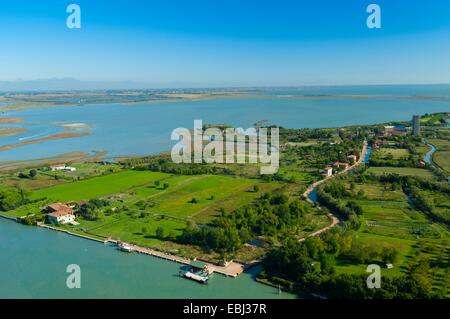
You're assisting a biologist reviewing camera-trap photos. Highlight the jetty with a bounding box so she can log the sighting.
[114,242,244,277]
[0,214,245,279]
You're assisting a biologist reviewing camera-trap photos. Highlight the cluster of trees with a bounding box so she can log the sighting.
[406,186,434,214]
[284,142,360,170]
[301,273,434,299]
[344,241,398,264]
[121,155,233,176]
[358,172,449,226]
[280,128,334,143]
[359,172,449,194]
[178,222,242,252]
[78,199,111,221]
[261,232,433,299]
[0,187,30,211]
[369,157,416,168]
[178,192,312,252]
[17,214,39,226]
[18,169,37,179]
[404,185,450,226]
[154,180,169,189]
[316,181,362,230]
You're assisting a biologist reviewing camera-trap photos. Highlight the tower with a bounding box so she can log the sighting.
[413,115,421,136]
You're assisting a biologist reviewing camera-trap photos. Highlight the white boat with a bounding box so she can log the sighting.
[183,271,209,283]
[180,261,212,284]
[117,242,133,252]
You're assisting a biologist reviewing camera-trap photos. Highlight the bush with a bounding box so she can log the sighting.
[0,187,30,211]
[155,226,165,239]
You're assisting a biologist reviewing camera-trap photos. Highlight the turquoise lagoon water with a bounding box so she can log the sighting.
[0,219,293,298]
[0,86,449,298]
[1,92,449,162]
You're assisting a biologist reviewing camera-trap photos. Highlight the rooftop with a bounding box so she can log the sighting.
[190,260,207,269]
[47,203,73,214]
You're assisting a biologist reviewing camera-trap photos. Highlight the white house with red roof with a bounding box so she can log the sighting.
[46,203,75,225]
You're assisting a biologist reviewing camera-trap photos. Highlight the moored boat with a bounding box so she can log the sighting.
[117,242,133,252]
[180,260,212,284]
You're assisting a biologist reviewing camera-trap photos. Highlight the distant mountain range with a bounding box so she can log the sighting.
[0,78,249,92]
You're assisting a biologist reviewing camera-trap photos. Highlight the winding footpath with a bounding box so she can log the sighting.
[299,140,369,242]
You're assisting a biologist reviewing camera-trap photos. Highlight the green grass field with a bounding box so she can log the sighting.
[434,151,450,172]
[335,179,450,296]
[366,167,435,178]
[376,148,410,159]
[421,113,449,126]
[429,139,450,172]
[20,170,283,251]
[140,174,259,219]
[74,213,187,247]
[351,183,405,201]
[31,170,170,202]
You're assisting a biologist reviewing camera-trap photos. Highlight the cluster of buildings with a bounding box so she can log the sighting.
[322,155,358,177]
[381,115,421,138]
[382,125,407,137]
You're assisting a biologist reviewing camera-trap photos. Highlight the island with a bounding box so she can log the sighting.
[0,112,448,299]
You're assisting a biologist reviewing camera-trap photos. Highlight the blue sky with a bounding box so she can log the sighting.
[1,0,450,87]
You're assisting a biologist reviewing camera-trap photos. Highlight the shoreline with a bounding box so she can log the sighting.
[0,214,245,278]
[0,132,92,151]
[0,141,370,282]
[3,91,450,112]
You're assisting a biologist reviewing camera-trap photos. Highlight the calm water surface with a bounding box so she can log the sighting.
[1,93,449,162]
[0,219,294,299]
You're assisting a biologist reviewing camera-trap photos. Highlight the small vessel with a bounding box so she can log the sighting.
[117,242,133,253]
[180,261,212,284]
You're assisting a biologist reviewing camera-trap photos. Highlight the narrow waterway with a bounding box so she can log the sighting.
[307,145,372,205]
[424,143,437,166]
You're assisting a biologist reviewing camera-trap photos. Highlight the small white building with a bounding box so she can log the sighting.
[47,211,76,225]
[323,166,333,177]
[51,165,76,172]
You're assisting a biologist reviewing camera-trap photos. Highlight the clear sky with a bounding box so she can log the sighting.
[1,0,450,87]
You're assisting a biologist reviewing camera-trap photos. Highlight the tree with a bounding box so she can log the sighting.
[0,187,29,211]
[155,226,165,239]
[253,185,260,193]
[163,182,169,189]
[78,199,109,221]
[382,247,399,264]
[319,253,336,275]
[29,169,37,179]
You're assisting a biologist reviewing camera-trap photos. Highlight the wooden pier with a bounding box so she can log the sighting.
[123,243,244,277]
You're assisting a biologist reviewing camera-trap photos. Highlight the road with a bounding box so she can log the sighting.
[299,140,369,241]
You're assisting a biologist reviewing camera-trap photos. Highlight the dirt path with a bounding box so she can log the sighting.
[300,140,368,241]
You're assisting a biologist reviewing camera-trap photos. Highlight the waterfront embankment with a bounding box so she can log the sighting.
[0,213,244,278]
